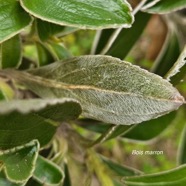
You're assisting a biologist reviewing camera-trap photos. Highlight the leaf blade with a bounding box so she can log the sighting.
[20,0,134,29]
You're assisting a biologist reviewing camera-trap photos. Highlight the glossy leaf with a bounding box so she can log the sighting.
[20,0,134,29]
[142,0,186,14]
[0,172,24,186]
[0,35,21,69]
[101,156,141,177]
[36,19,65,41]
[0,0,32,43]
[165,45,186,85]
[123,165,186,186]
[104,12,151,58]
[151,28,180,77]
[0,98,82,149]
[0,140,39,183]
[33,156,64,186]
[3,55,184,125]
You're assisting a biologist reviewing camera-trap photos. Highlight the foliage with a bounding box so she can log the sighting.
[0,0,186,185]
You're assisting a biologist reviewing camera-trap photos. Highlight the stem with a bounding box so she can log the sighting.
[100,0,148,55]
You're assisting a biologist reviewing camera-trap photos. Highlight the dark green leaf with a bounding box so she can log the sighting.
[0,0,32,43]
[2,55,184,125]
[142,0,186,14]
[124,165,186,186]
[33,156,64,186]
[0,35,21,68]
[0,98,82,149]
[123,111,177,141]
[36,42,55,66]
[104,12,151,59]
[178,125,186,165]
[165,45,186,85]
[101,156,142,177]
[0,140,39,183]
[20,0,134,29]
[151,28,180,77]
[63,164,71,186]
[36,19,65,41]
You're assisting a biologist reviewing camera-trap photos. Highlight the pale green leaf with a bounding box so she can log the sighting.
[123,165,186,186]
[142,0,186,14]
[165,45,186,85]
[0,98,82,149]
[33,156,64,186]
[0,140,39,183]
[0,35,22,69]
[1,55,184,125]
[0,79,14,101]
[0,0,32,43]
[20,0,134,29]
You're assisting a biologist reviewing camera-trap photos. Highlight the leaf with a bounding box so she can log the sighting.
[101,156,142,177]
[100,12,151,58]
[142,0,186,14]
[20,0,134,29]
[123,111,177,141]
[151,27,180,77]
[123,165,186,186]
[35,42,55,66]
[33,156,64,186]
[2,55,184,125]
[0,35,22,69]
[0,140,39,183]
[178,125,186,165]
[46,42,72,60]
[142,0,161,10]
[63,164,71,186]
[36,19,66,41]
[0,79,14,101]
[0,172,24,186]
[0,0,32,43]
[165,45,186,85]
[0,98,82,149]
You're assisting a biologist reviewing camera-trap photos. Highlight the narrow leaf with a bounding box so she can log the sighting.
[0,0,32,43]
[101,156,141,177]
[0,140,39,183]
[124,165,186,186]
[63,164,71,186]
[0,35,21,68]
[33,156,64,186]
[0,79,14,101]
[35,42,54,66]
[0,98,81,149]
[142,0,186,14]
[178,125,186,165]
[36,19,65,41]
[20,0,134,29]
[165,45,186,85]
[2,55,184,125]
[105,12,151,58]
[151,27,180,77]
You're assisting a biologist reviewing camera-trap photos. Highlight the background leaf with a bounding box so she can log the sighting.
[0,140,39,183]
[0,98,81,149]
[0,35,22,69]
[6,55,184,125]
[0,0,32,43]
[33,156,64,186]
[123,165,186,185]
[142,0,186,14]
[20,0,134,29]
[0,79,14,101]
